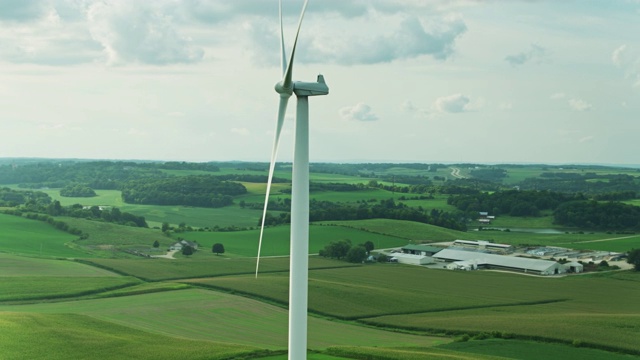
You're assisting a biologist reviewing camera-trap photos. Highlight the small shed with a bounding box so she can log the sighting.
[563,262,583,273]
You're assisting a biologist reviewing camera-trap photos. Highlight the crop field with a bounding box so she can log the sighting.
[0,289,445,351]
[321,219,464,241]
[0,253,118,277]
[186,265,640,354]
[0,276,141,302]
[0,312,258,360]
[0,213,86,258]
[82,256,358,281]
[438,339,640,360]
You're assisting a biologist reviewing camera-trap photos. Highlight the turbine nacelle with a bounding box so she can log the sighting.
[293,74,329,97]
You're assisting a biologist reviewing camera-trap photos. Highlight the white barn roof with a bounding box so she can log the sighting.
[434,248,560,273]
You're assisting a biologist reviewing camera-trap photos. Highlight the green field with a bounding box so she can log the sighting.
[185,266,640,354]
[180,224,408,257]
[0,213,87,258]
[0,312,258,360]
[438,339,640,360]
[0,289,445,350]
[0,253,118,277]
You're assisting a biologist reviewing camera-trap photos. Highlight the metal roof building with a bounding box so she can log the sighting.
[434,248,565,275]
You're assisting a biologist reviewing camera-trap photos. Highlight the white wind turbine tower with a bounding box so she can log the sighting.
[255,0,328,359]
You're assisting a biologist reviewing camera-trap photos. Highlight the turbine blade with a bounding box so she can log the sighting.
[279,0,286,77]
[282,0,309,88]
[256,95,290,277]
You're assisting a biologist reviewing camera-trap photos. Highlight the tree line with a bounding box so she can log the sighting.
[121,175,246,208]
[553,201,640,230]
[448,190,584,217]
[260,198,466,231]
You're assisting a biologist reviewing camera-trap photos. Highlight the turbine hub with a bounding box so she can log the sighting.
[274,81,293,95]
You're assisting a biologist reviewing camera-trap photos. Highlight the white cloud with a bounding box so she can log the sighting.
[611,44,640,88]
[231,127,250,136]
[579,136,594,143]
[569,98,592,112]
[550,92,566,100]
[339,103,378,121]
[299,14,467,65]
[434,93,470,113]
[87,1,204,65]
[505,44,547,66]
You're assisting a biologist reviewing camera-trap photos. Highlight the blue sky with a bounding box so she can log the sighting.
[0,0,639,165]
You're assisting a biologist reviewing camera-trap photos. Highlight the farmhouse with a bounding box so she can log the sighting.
[452,240,514,254]
[434,248,565,275]
[169,240,199,251]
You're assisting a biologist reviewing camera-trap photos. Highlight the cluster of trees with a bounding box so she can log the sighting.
[553,201,640,230]
[260,198,466,231]
[121,175,246,208]
[0,187,51,207]
[318,239,374,263]
[60,184,96,197]
[448,190,583,217]
[518,173,640,195]
[469,168,507,182]
[628,249,640,271]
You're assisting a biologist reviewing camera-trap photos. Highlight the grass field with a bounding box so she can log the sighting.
[0,213,87,258]
[180,224,408,257]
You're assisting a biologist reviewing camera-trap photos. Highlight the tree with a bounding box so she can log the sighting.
[346,245,367,263]
[161,222,170,232]
[182,245,194,256]
[212,243,225,255]
[363,241,374,254]
[628,249,640,271]
[152,240,160,248]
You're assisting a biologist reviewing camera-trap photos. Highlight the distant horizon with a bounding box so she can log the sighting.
[2,156,639,169]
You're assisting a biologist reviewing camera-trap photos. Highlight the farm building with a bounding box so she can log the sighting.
[391,253,434,265]
[563,262,583,273]
[452,240,514,254]
[169,240,199,251]
[401,244,443,256]
[434,249,565,275]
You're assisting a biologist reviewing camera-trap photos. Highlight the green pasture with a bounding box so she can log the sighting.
[321,219,464,242]
[180,224,408,257]
[189,266,640,354]
[81,256,357,281]
[485,215,558,229]
[0,276,141,302]
[60,217,167,248]
[0,312,258,360]
[121,203,264,229]
[0,253,118,277]
[41,189,124,207]
[0,289,445,350]
[438,339,640,360]
[559,234,640,252]
[0,213,87,258]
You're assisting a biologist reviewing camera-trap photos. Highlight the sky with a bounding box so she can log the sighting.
[1,0,639,165]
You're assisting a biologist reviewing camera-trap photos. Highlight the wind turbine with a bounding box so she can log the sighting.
[255,0,328,359]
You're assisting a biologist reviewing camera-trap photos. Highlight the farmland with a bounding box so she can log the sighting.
[2,160,640,359]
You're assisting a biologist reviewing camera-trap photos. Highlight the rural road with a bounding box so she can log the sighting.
[450,167,466,179]
[152,250,178,259]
